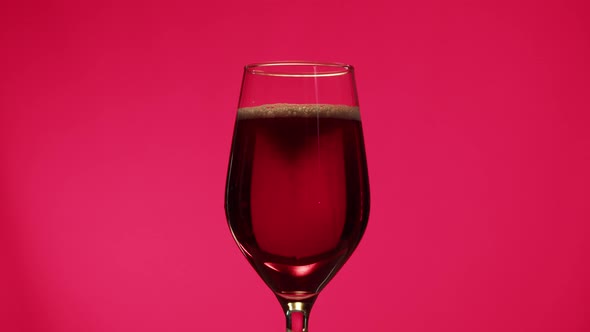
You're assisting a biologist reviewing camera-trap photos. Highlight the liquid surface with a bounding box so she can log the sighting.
[237,103,360,120]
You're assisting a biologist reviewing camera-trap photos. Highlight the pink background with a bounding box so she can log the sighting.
[1,0,589,331]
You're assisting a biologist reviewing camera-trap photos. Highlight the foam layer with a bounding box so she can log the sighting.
[238,103,360,120]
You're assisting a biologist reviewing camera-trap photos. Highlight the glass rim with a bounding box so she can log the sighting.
[245,61,354,77]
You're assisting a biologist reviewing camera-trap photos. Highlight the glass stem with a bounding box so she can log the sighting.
[285,302,311,332]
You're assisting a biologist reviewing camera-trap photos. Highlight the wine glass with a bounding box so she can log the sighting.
[224,61,370,332]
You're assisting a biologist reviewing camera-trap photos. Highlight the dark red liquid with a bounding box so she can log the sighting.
[225,110,369,301]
